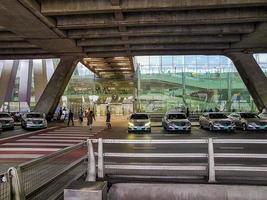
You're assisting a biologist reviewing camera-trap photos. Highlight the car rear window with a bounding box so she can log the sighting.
[26,114,42,118]
[209,113,227,119]
[240,113,258,118]
[168,114,186,119]
[0,114,10,118]
[130,114,149,120]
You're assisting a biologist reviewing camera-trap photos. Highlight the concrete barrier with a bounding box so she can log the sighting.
[108,183,267,200]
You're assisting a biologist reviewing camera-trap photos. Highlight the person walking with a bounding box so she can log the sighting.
[68,109,74,126]
[87,110,95,130]
[79,108,83,123]
[106,108,111,129]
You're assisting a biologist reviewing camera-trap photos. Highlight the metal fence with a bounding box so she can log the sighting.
[3,138,267,199]
[88,138,267,183]
[0,172,11,200]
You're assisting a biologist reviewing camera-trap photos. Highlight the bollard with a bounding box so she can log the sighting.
[8,167,25,200]
[98,138,104,178]
[208,138,216,183]
[86,139,96,182]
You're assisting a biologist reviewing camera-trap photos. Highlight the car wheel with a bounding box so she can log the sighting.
[242,123,247,131]
[209,124,214,132]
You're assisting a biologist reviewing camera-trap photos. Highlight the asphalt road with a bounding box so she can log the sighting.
[1,117,267,184]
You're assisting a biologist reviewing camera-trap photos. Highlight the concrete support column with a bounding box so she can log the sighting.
[226,52,267,111]
[0,60,19,108]
[33,59,48,102]
[34,56,80,114]
[19,60,33,106]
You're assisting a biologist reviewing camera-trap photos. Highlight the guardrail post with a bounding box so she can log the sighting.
[86,139,96,182]
[98,138,104,178]
[8,167,25,200]
[208,138,216,183]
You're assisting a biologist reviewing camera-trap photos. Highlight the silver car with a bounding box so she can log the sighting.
[21,112,47,129]
[228,112,267,131]
[162,111,191,133]
[128,113,151,133]
[0,112,15,130]
[199,112,235,132]
[259,112,267,120]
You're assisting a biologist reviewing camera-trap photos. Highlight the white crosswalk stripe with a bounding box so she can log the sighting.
[0,126,101,162]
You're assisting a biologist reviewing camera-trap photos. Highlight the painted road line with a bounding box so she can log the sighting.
[2,143,74,147]
[219,147,244,150]
[0,148,60,151]
[17,139,84,143]
[132,146,157,150]
[49,131,93,134]
[0,154,44,159]
[29,136,90,139]
[38,134,93,137]
[0,126,60,142]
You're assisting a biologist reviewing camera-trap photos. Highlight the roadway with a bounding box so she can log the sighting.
[1,116,267,184]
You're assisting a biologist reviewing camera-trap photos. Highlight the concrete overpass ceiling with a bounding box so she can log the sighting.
[0,0,266,60]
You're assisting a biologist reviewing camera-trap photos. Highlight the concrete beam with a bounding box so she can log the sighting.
[35,56,81,114]
[0,49,47,55]
[0,42,37,49]
[41,0,267,15]
[0,60,19,107]
[84,43,230,52]
[68,24,255,39]
[57,8,267,29]
[87,50,223,57]
[19,60,33,105]
[33,59,48,102]
[78,35,240,46]
[226,52,267,110]
[0,1,84,56]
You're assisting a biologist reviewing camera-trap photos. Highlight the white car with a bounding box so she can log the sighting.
[162,111,191,133]
[21,112,47,129]
[0,112,15,130]
[128,113,151,133]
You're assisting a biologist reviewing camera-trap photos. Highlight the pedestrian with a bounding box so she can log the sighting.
[106,108,111,129]
[186,107,190,118]
[68,109,74,126]
[58,107,63,120]
[87,110,95,130]
[79,109,83,123]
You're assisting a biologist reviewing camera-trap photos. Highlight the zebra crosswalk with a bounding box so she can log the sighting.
[0,126,98,163]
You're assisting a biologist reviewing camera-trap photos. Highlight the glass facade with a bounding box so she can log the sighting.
[136,55,267,113]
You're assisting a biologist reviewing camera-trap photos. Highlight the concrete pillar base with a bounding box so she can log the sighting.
[64,181,107,200]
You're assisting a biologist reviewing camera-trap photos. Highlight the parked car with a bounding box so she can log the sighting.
[128,113,151,133]
[199,112,235,132]
[21,112,47,129]
[259,112,267,120]
[0,112,15,130]
[162,111,191,133]
[228,112,267,131]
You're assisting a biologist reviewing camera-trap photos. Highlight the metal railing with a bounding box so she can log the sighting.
[87,138,267,183]
[3,138,267,199]
[0,172,11,200]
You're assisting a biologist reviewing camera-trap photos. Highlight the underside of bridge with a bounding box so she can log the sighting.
[0,0,267,113]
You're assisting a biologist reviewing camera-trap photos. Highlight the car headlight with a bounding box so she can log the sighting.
[145,122,151,127]
[213,122,221,126]
[128,122,134,127]
[248,122,257,126]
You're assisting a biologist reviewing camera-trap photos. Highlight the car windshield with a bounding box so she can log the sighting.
[0,114,10,118]
[240,113,258,118]
[168,114,186,119]
[26,114,42,118]
[131,114,148,120]
[209,113,228,119]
